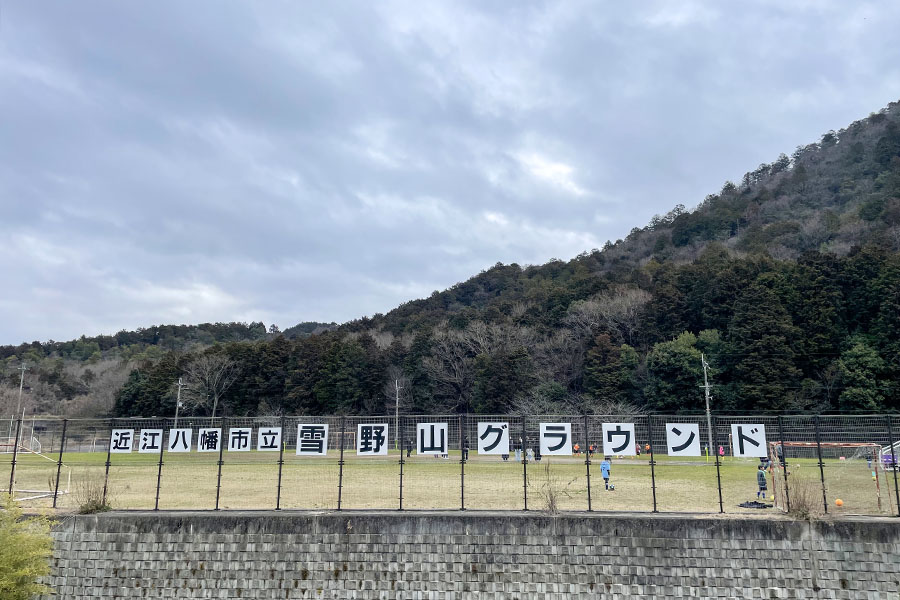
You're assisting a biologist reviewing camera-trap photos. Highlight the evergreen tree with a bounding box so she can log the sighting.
[727,283,801,411]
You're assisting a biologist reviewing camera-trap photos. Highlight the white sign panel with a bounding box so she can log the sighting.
[168,428,193,452]
[731,424,767,457]
[297,424,329,456]
[665,423,701,456]
[138,429,163,454]
[357,424,389,456]
[602,422,637,456]
[228,427,253,452]
[476,422,510,455]
[110,429,134,453]
[539,423,572,455]
[417,422,448,455]
[257,427,282,451]
[197,428,222,452]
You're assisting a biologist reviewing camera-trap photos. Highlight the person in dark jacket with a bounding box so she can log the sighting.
[756,464,767,499]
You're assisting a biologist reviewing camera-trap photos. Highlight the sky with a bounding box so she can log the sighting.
[1,1,900,345]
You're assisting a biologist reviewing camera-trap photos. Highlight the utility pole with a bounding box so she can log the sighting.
[15,362,27,423]
[701,354,714,461]
[174,377,186,429]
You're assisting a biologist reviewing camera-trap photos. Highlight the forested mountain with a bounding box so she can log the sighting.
[9,99,900,418]
[0,321,335,416]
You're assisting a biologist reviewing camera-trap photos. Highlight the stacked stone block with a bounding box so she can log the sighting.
[41,512,900,599]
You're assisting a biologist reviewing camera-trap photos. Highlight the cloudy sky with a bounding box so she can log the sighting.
[1,1,899,345]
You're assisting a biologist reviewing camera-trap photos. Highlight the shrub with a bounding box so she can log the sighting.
[0,495,54,599]
[784,474,824,520]
[536,461,577,514]
[73,474,113,514]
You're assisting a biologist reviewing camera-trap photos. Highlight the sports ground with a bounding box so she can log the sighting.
[4,449,895,516]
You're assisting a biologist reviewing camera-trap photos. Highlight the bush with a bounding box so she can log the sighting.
[73,474,113,514]
[784,474,824,520]
[536,461,578,514]
[0,495,54,599]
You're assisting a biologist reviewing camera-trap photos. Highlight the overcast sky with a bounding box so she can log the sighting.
[2,1,899,345]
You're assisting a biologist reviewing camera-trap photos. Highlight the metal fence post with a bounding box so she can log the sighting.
[814,416,828,515]
[583,414,592,511]
[337,416,346,511]
[8,419,21,495]
[648,416,658,513]
[460,414,466,511]
[275,415,286,510]
[398,422,405,511]
[52,419,68,508]
[886,415,900,517]
[154,422,166,510]
[214,418,226,510]
[713,417,724,513]
[521,419,528,511]
[777,416,790,513]
[101,419,113,507]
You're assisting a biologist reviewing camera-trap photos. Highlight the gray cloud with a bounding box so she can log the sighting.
[2,0,900,344]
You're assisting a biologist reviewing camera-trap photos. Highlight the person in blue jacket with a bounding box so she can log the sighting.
[600,456,612,490]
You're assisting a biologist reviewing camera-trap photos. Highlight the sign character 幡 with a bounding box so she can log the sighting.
[197,428,221,452]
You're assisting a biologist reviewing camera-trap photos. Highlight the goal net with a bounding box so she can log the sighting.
[767,441,890,514]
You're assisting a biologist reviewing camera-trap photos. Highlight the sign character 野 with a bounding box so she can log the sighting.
[357,424,388,455]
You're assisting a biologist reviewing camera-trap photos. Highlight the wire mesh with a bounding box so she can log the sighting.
[4,413,899,515]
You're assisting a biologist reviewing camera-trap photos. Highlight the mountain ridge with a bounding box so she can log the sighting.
[4,98,900,418]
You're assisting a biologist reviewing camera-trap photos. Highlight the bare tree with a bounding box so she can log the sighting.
[382,366,413,414]
[182,353,240,417]
[565,286,651,344]
[422,329,475,413]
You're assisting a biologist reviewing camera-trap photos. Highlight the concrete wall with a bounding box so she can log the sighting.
[43,511,900,599]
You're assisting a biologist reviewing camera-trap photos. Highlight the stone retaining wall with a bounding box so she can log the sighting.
[42,511,900,599]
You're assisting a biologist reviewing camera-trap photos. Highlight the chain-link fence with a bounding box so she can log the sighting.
[3,414,899,516]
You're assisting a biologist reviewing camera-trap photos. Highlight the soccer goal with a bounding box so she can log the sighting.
[767,441,889,514]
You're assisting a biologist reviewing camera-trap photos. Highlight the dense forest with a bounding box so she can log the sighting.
[5,99,900,417]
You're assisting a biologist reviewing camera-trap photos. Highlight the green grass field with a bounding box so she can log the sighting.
[2,450,895,516]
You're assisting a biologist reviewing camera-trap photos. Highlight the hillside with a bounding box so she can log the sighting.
[7,99,900,418]
[0,321,336,416]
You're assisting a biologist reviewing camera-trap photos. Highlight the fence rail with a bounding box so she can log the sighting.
[3,414,899,516]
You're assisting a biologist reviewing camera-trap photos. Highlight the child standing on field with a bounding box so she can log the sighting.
[757,464,767,499]
[601,456,612,490]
